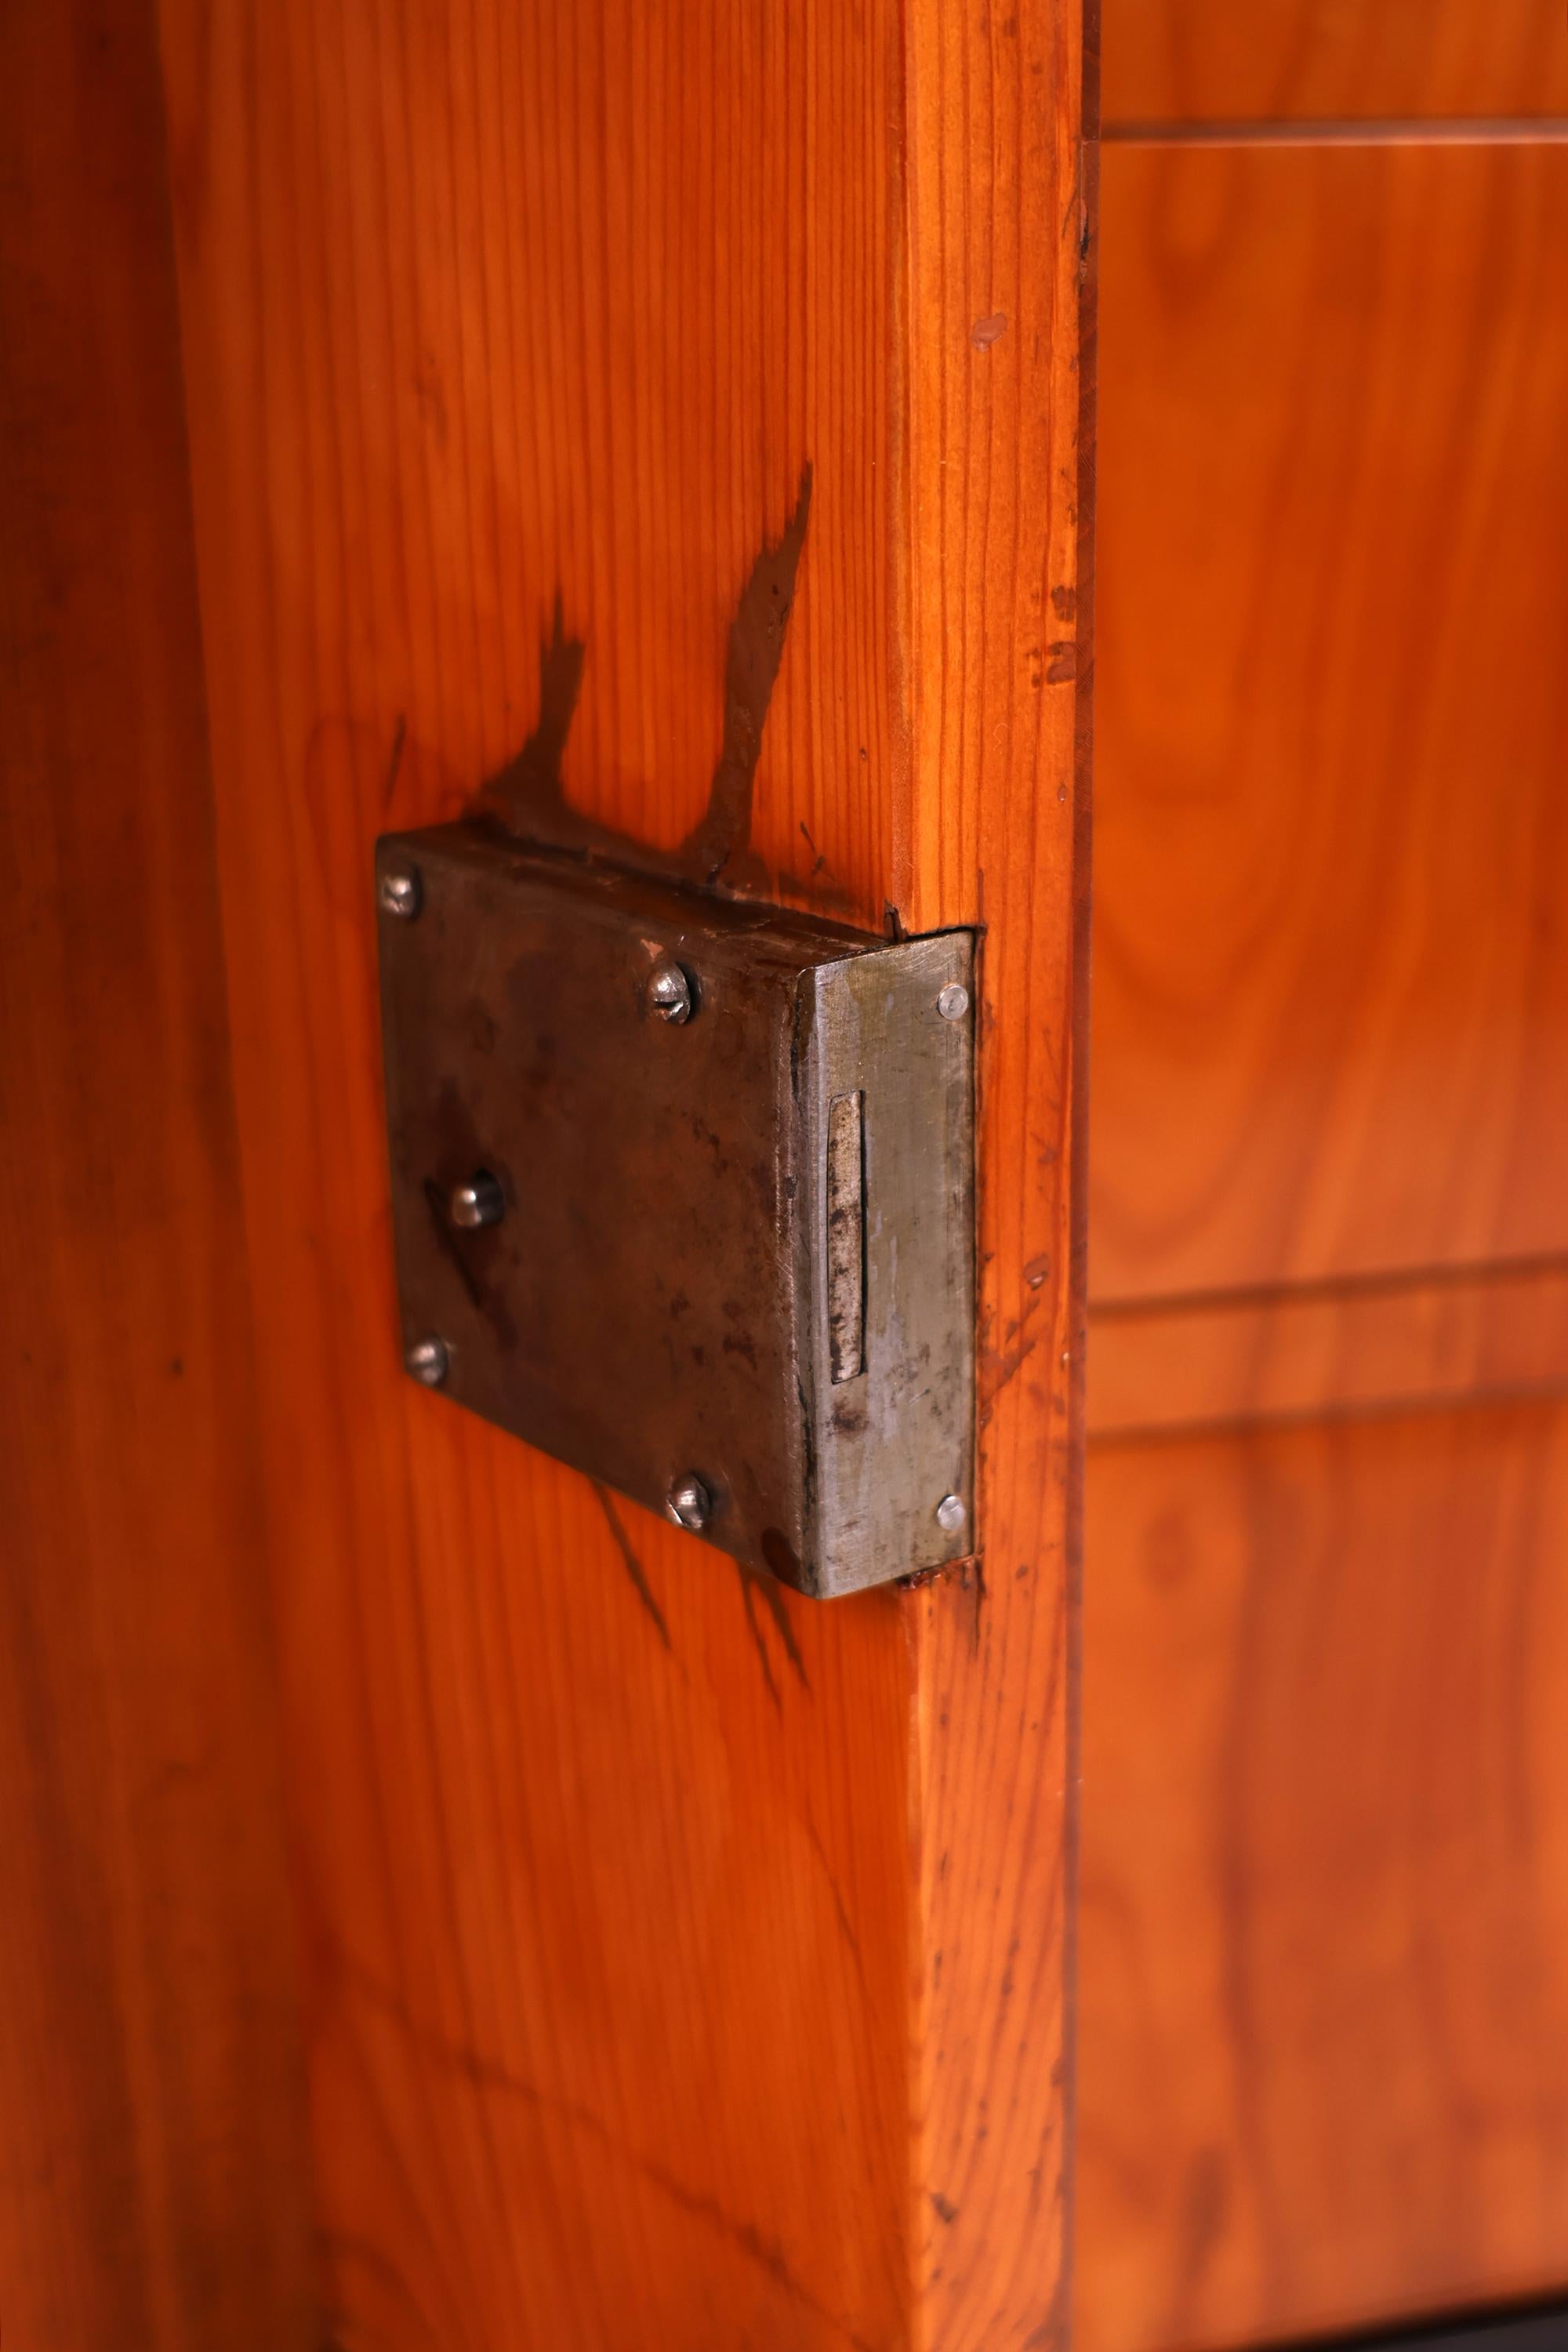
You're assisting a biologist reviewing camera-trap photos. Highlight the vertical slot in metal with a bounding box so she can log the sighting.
[826,1089,866,1384]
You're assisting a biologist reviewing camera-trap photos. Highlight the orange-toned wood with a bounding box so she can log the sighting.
[1091,139,1568,1306]
[902,0,1094,2336]
[0,2,315,2346]
[1103,0,1568,127]
[1079,104,1568,2352]
[1077,1402,1568,2352]
[1089,1258,1568,1439]
[155,2,1091,2346]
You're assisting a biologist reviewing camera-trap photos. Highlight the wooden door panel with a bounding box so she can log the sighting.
[0,2,316,2345]
[1079,1403,1568,2352]
[1087,1261,1568,1442]
[1080,99,1568,2352]
[1091,140,1568,1306]
[151,2,1093,2346]
[1103,0,1568,126]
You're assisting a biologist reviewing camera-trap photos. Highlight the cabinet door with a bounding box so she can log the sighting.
[1079,8,1568,2347]
[5,3,1091,2347]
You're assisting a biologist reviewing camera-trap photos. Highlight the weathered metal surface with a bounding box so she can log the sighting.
[375,823,975,1597]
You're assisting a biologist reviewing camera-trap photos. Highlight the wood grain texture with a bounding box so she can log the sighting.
[155,0,1091,2344]
[902,0,1093,2342]
[1102,0,1568,127]
[1091,139,1568,1305]
[0,1,316,2345]
[1077,1403,1568,2352]
[1089,1259,1568,1439]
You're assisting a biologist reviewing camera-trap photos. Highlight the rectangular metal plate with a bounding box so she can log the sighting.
[376,825,975,1597]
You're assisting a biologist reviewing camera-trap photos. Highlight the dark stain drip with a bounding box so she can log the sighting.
[736,1571,782,1707]
[477,592,586,835]
[592,1483,671,1652]
[474,468,841,907]
[738,1541,810,1705]
[681,463,813,889]
[383,711,408,808]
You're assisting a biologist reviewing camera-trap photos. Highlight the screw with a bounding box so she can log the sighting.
[449,1171,504,1230]
[666,1473,711,1531]
[935,1491,967,1537]
[647,959,695,1024]
[937,981,970,1022]
[406,1334,449,1387]
[379,865,422,920]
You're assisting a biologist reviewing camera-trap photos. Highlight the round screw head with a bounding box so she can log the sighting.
[935,1491,967,1537]
[647,959,695,1024]
[666,1473,711,1532]
[379,865,422,920]
[937,981,970,1022]
[449,1171,504,1230]
[406,1334,449,1387]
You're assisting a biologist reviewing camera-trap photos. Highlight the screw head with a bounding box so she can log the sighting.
[647,959,695,1024]
[937,981,970,1022]
[379,865,422,920]
[666,1473,711,1532]
[935,1491,967,1537]
[449,1171,504,1230]
[405,1334,449,1387]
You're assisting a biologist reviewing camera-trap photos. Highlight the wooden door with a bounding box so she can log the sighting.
[2,2,1094,2347]
[1077,5,1568,2347]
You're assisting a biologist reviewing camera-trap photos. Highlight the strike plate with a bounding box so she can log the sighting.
[375,825,975,1599]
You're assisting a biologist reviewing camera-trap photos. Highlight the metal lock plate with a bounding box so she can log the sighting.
[375,825,975,1597]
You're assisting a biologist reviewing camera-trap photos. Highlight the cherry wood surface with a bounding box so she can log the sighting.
[1091,139,1568,1308]
[1077,103,1568,2352]
[1102,0,1568,128]
[1088,1259,1568,1442]
[1078,1402,1568,2352]
[154,1,1093,2345]
[0,1,316,2345]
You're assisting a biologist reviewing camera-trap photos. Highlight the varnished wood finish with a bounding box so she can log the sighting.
[156,2,1091,2345]
[902,0,1093,2338]
[0,2,315,2344]
[1078,1404,1568,2352]
[1089,1261,1568,1440]
[1091,140,1568,1305]
[1102,0,1568,127]
[1079,87,1568,2352]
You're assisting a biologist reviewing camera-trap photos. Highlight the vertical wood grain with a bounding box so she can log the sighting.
[0,0,317,2344]
[157,0,1091,2343]
[902,0,1093,2343]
